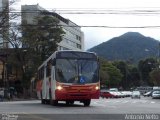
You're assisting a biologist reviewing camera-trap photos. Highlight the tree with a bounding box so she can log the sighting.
[128,67,140,88]
[113,61,134,89]
[0,0,20,47]
[99,58,123,88]
[149,69,160,86]
[0,0,22,77]
[99,58,109,88]
[138,58,157,86]
[22,14,65,62]
[106,63,123,88]
[2,10,65,97]
[15,14,65,97]
[0,0,24,97]
[112,60,141,90]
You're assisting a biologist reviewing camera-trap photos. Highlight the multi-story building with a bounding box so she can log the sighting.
[0,0,9,48]
[21,4,84,51]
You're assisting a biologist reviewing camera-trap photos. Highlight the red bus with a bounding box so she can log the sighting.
[36,50,100,106]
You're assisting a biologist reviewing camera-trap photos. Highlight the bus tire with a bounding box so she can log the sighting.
[46,100,50,104]
[70,101,74,105]
[41,99,45,104]
[41,91,45,104]
[51,100,58,106]
[83,99,91,106]
[66,100,74,105]
[66,101,70,105]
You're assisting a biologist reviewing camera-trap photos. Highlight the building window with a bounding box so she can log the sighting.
[76,35,81,41]
[77,44,81,49]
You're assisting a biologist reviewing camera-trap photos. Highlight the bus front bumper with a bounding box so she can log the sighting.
[55,90,100,100]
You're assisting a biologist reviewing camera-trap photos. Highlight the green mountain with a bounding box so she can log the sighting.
[89,32,159,63]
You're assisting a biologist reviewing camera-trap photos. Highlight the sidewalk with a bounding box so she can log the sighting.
[0,97,37,102]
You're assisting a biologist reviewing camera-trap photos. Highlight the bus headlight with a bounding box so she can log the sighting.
[95,86,99,90]
[57,85,63,90]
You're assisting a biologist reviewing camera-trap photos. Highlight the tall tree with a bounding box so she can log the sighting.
[99,58,123,88]
[22,15,65,62]
[14,15,65,97]
[106,63,123,88]
[138,58,157,86]
[127,67,140,88]
[99,58,109,88]
[149,69,160,86]
[113,61,130,89]
[0,0,20,47]
[113,60,141,89]
[2,11,65,97]
[0,0,24,97]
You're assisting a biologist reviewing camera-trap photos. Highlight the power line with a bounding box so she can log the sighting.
[9,11,160,14]
[2,9,160,15]
[5,24,160,28]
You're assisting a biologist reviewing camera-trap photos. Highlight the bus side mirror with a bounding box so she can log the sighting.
[52,59,56,66]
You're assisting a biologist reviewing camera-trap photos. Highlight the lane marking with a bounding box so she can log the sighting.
[92,102,105,107]
[122,101,128,103]
[140,100,147,103]
[113,100,120,103]
[151,101,155,104]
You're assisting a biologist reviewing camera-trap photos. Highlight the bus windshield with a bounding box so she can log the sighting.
[55,59,99,84]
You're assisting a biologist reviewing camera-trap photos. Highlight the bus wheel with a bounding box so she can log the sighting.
[66,101,70,105]
[51,100,58,106]
[83,99,91,106]
[66,101,74,105]
[70,101,74,105]
[41,99,45,104]
[46,100,50,104]
[41,91,45,104]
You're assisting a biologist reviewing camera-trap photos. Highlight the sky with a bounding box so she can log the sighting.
[16,0,160,50]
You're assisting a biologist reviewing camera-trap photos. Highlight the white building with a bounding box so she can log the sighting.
[21,4,84,51]
[0,0,9,48]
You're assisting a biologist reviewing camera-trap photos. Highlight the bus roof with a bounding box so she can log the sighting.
[38,50,97,70]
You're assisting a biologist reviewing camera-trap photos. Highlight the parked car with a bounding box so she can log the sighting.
[100,90,117,98]
[121,91,132,97]
[109,88,118,92]
[143,91,152,97]
[109,91,119,98]
[113,91,125,98]
[118,91,127,97]
[152,90,160,99]
[131,91,141,99]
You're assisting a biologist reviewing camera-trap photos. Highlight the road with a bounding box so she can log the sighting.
[0,97,160,120]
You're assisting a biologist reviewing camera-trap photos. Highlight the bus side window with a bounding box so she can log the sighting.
[52,59,56,66]
[47,60,52,77]
[41,67,44,79]
[38,67,44,80]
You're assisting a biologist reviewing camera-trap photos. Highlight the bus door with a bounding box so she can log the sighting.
[50,66,56,100]
[42,65,47,99]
